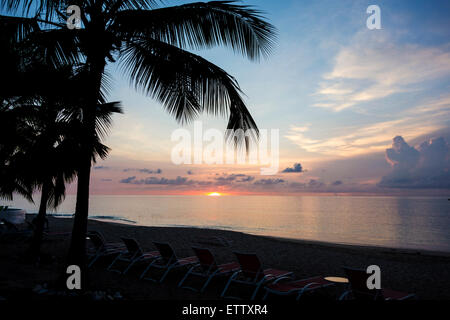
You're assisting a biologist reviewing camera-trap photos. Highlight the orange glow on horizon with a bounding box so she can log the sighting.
[207,192,222,196]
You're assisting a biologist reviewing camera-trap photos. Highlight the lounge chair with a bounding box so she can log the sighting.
[0,219,32,241]
[140,242,198,283]
[107,238,160,274]
[263,276,334,300]
[339,267,415,300]
[178,247,240,292]
[221,252,293,300]
[87,231,126,268]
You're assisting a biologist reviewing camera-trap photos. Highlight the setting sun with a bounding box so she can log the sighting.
[207,192,222,197]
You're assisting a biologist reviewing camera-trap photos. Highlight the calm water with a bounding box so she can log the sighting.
[5,195,450,252]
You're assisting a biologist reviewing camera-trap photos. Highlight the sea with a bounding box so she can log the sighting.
[4,195,450,252]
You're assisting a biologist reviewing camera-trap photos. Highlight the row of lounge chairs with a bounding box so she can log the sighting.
[86,231,415,301]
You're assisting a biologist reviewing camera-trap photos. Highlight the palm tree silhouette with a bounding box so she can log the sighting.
[1,0,277,276]
[1,24,122,259]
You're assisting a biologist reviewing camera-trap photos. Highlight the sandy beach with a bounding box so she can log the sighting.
[1,215,450,300]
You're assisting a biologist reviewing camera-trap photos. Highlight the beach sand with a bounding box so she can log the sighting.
[1,215,449,300]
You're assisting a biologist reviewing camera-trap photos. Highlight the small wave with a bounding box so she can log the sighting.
[89,215,136,224]
[47,213,136,224]
[48,213,73,217]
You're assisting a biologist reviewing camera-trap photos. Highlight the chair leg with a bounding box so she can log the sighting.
[339,290,351,300]
[123,257,139,275]
[200,272,217,293]
[88,254,100,268]
[107,253,122,271]
[159,265,174,283]
[221,271,238,298]
[295,282,321,301]
[178,266,194,288]
[263,289,270,301]
[251,280,264,300]
[140,259,157,280]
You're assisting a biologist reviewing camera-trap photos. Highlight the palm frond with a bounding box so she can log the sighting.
[0,15,40,42]
[114,1,277,61]
[94,101,123,140]
[26,27,83,67]
[105,0,158,16]
[119,37,258,146]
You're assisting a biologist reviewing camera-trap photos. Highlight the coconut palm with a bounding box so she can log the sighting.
[1,90,122,260]
[1,0,277,272]
[0,20,122,259]
[18,100,121,257]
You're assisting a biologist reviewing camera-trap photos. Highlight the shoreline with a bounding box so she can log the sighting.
[259,234,450,259]
[47,214,450,258]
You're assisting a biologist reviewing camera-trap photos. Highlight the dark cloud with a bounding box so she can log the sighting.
[282,163,303,173]
[288,179,326,189]
[120,176,137,184]
[94,166,109,170]
[123,168,162,174]
[307,179,325,188]
[119,175,215,187]
[239,175,255,182]
[253,178,285,186]
[379,136,450,189]
[289,182,306,188]
[331,180,343,186]
[214,174,255,185]
[101,178,112,182]
[187,170,194,175]
[385,136,420,168]
[120,176,193,185]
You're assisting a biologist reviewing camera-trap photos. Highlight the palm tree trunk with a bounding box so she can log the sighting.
[66,148,91,283]
[27,180,50,261]
[66,52,105,289]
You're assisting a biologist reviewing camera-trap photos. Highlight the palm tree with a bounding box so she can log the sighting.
[1,20,122,259]
[1,0,277,274]
[0,15,43,204]
[0,106,35,203]
[14,99,122,260]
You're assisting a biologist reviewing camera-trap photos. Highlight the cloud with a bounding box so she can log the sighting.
[379,136,450,189]
[120,176,193,185]
[120,176,137,184]
[315,32,450,111]
[384,136,420,168]
[94,166,110,170]
[239,175,255,182]
[282,163,303,173]
[123,168,162,174]
[288,179,325,190]
[286,111,446,157]
[214,174,255,185]
[331,180,343,186]
[307,179,325,188]
[253,178,285,186]
[187,170,194,175]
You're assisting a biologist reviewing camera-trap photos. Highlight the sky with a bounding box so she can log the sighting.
[76,0,450,195]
